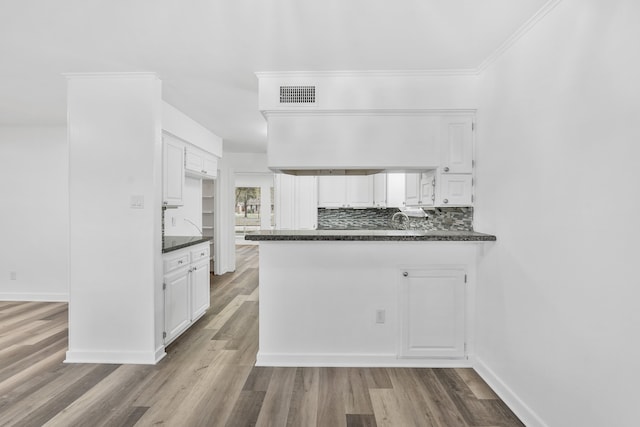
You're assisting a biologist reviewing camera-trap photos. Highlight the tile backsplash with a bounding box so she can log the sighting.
[317,207,474,231]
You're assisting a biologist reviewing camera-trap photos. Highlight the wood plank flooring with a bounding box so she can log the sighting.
[0,245,524,426]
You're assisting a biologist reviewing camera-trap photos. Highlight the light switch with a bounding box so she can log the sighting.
[130,195,144,209]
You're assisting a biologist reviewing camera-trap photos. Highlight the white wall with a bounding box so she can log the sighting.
[474,1,640,426]
[163,177,204,236]
[66,73,164,364]
[0,126,68,301]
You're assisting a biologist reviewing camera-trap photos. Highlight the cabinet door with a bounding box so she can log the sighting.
[202,154,218,179]
[438,174,472,206]
[346,175,374,207]
[318,176,347,208]
[419,171,436,207]
[441,116,473,174]
[295,176,318,229]
[399,268,466,359]
[164,267,191,344]
[405,173,420,206]
[274,174,295,229]
[373,174,387,208]
[163,136,185,207]
[190,259,210,320]
[185,147,204,175]
[386,173,406,208]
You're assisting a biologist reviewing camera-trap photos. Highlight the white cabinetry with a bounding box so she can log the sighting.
[437,174,473,206]
[162,134,185,207]
[399,268,466,359]
[405,171,436,207]
[386,173,406,208]
[318,176,374,208]
[373,174,387,208]
[190,246,211,319]
[163,242,210,345]
[440,116,473,174]
[275,174,317,229]
[437,115,474,206]
[185,145,218,180]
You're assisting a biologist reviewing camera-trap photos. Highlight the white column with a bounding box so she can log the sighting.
[66,73,164,364]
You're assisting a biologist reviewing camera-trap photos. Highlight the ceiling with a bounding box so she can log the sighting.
[0,0,550,153]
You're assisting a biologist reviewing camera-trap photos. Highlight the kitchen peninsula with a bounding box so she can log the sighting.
[246,229,496,367]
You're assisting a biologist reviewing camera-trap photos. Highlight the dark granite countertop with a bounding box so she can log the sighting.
[244,229,496,242]
[162,236,211,253]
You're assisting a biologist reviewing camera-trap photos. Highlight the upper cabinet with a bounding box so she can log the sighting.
[275,174,317,229]
[440,116,473,174]
[185,145,218,180]
[373,174,387,208]
[405,171,436,207]
[163,134,185,207]
[318,175,374,208]
[437,115,474,206]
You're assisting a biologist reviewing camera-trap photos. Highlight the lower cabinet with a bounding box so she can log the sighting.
[163,242,210,345]
[399,267,466,359]
[163,265,191,344]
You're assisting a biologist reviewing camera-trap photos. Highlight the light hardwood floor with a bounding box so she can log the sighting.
[0,245,523,426]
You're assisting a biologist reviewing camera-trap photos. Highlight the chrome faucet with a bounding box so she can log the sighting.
[390,211,410,229]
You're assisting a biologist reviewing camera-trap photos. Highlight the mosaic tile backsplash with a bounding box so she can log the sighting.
[317,207,474,231]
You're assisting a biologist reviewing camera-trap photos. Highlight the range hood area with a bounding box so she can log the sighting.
[257,71,478,175]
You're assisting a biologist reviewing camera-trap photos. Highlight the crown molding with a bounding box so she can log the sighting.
[476,0,563,73]
[63,72,159,80]
[255,0,562,81]
[255,69,479,79]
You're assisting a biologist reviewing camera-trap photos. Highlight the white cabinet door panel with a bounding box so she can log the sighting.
[439,174,472,206]
[346,175,374,207]
[164,267,190,344]
[400,268,466,359]
[441,116,473,174]
[163,135,185,207]
[191,259,210,320]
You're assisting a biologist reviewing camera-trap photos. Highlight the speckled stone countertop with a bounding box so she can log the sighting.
[244,230,496,242]
[163,236,211,253]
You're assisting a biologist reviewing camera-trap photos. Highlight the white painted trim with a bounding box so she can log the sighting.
[255,69,478,78]
[256,0,563,78]
[64,350,161,365]
[256,352,473,368]
[476,0,563,72]
[63,72,159,80]
[0,292,69,302]
[474,357,549,427]
[263,109,477,118]
[154,346,167,364]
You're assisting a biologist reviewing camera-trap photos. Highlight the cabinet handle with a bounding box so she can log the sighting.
[178,260,183,264]
[443,199,449,204]
[163,201,168,205]
[193,266,197,271]
[444,167,450,172]
[201,252,205,256]
[403,271,408,277]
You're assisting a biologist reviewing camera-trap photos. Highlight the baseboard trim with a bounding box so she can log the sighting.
[0,292,68,302]
[256,352,473,368]
[65,349,161,365]
[474,357,548,427]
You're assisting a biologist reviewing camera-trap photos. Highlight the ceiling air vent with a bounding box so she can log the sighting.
[280,85,316,104]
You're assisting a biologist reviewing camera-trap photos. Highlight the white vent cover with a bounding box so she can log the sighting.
[280,86,316,104]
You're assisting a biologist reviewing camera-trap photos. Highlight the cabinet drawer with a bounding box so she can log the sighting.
[163,252,190,273]
[190,245,210,263]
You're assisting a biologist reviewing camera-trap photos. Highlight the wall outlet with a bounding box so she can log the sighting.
[376,309,386,324]
[130,195,144,209]
[10,271,17,280]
